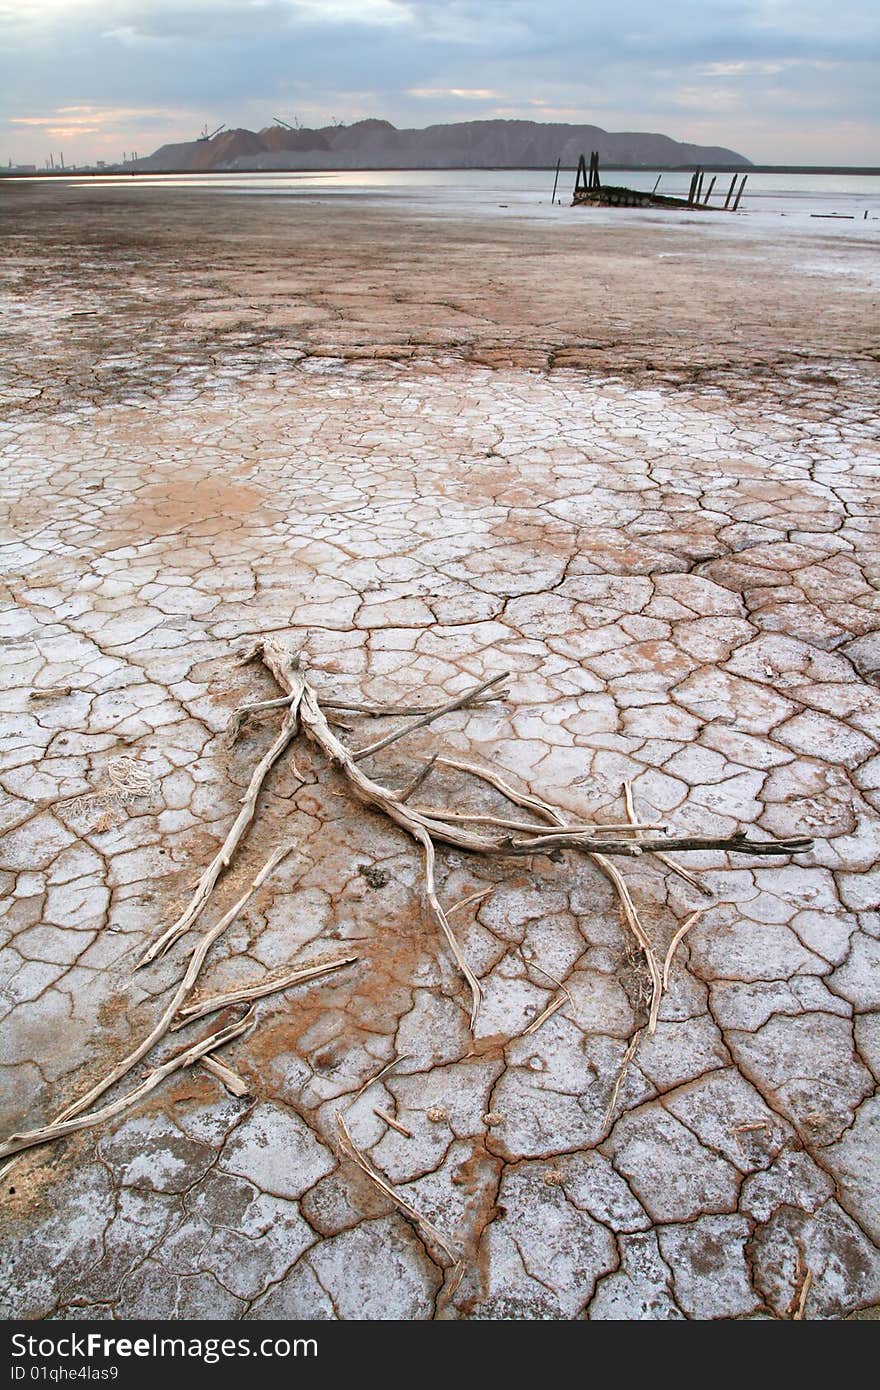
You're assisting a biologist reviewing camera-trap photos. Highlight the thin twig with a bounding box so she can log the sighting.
[410,806,665,836]
[0,1011,255,1161]
[415,823,483,1028]
[0,845,291,1169]
[517,951,573,1037]
[395,754,438,804]
[508,830,811,857]
[348,1055,408,1108]
[336,1111,457,1262]
[602,1028,644,1132]
[373,1107,413,1138]
[174,953,358,1026]
[322,690,507,717]
[226,693,297,745]
[446,887,494,920]
[521,995,566,1036]
[137,691,304,966]
[353,671,509,763]
[661,907,710,990]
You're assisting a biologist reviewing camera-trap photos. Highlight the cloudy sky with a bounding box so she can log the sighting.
[1,1,877,166]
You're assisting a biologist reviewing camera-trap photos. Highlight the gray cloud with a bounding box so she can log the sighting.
[1,1,877,164]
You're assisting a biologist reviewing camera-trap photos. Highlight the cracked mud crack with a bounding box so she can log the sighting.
[1,180,878,1322]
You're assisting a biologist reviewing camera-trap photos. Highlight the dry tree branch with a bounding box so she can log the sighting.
[661,907,711,990]
[335,1111,458,1263]
[352,671,509,763]
[173,953,359,1026]
[0,845,292,1171]
[137,691,304,967]
[0,1010,256,1162]
[623,780,710,893]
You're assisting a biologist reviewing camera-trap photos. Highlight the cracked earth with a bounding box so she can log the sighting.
[1,182,878,1320]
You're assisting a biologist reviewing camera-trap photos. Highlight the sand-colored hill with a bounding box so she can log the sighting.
[135,116,750,172]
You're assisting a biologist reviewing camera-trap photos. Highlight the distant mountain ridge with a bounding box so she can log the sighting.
[135,117,751,173]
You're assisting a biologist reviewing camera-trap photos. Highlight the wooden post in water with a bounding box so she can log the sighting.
[703,176,716,205]
[732,173,748,211]
[551,157,561,204]
[723,175,738,209]
[695,171,704,203]
[652,174,662,194]
[687,171,698,204]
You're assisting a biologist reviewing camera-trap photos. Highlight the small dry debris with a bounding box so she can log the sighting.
[482,1111,504,1126]
[542,1169,564,1187]
[357,863,391,889]
[426,1106,448,1124]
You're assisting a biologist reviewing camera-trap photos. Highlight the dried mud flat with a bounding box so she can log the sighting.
[1,182,879,1320]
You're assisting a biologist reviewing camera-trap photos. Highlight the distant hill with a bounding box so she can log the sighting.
[134,118,751,173]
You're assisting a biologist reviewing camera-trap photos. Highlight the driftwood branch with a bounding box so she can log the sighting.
[0,846,291,1171]
[0,1010,256,1161]
[336,1110,458,1264]
[137,694,304,967]
[174,953,359,1026]
[2,639,814,1175]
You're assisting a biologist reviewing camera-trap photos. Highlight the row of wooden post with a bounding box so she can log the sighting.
[689,169,748,210]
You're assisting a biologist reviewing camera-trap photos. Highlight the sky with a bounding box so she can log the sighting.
[1,1,877,167]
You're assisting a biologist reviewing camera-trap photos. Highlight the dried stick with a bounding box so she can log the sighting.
[322,690,507,717]
[661,907,710,990]
[521,996,566,1036]
[226,693,296,745]
[348,1055,408,1108]
[201,1055,251,1097]
[414,823,484,1028]
[410,806,665,836]
[624,780,709,893]
[0,845,291,1169]
[508,830,811,857]
[352,671,509,763]
[138,692,303,967]
[175,953,359,1025]
[336,1111,458,1263]
[0,1011,255,1161]
[593,852,664,1034]
[446,886,494,919]
[395,754,438,804]
[518,952,573,1037]
[602,1028,645,1132]
[373,1108,413,1138]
